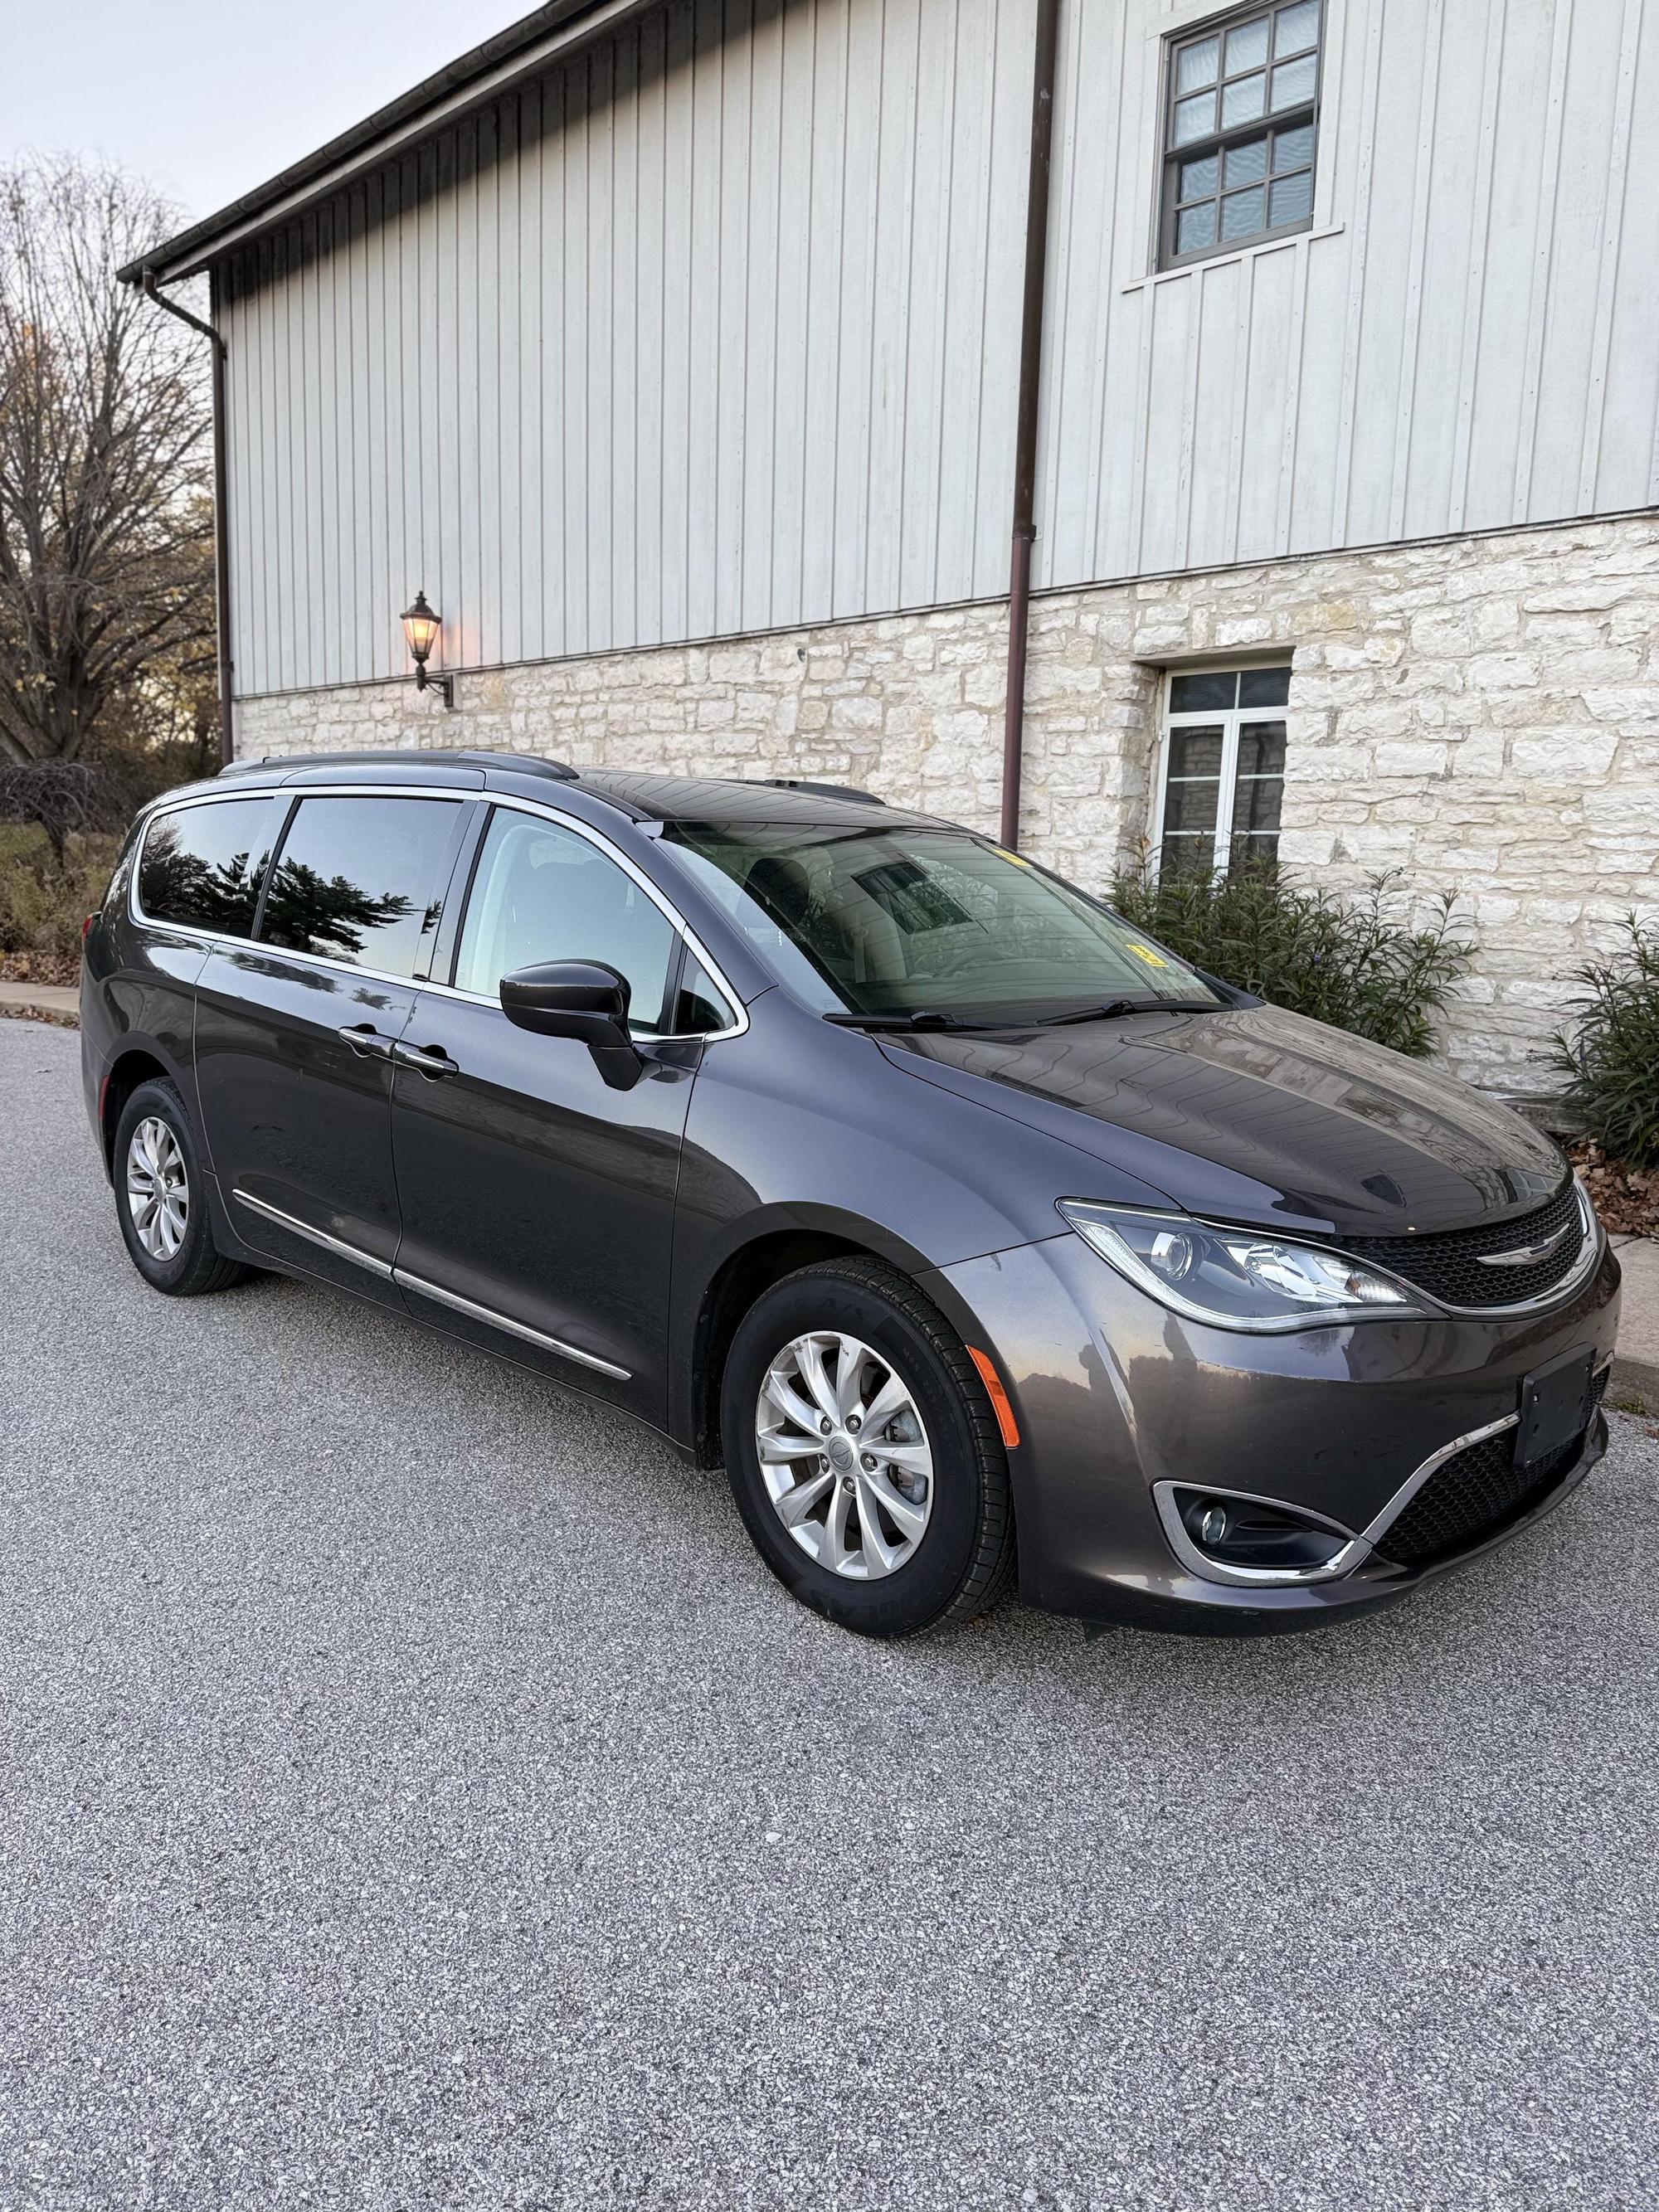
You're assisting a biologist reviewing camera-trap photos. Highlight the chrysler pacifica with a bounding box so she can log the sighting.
[81,750,1620,1637]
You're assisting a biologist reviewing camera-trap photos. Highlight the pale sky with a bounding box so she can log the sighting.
[5,1,533,230]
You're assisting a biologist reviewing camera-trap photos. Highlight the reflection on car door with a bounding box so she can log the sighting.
[389,806,700,1423]
[195,793,470,1305]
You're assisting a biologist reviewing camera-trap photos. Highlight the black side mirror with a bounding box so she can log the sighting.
[499,960,643,1090]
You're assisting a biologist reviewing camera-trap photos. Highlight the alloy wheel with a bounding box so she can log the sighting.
[756,1331,934,1579]
[126,1116,189,1261]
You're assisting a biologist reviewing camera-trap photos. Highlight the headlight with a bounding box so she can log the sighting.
[1058,1200,1425,1332]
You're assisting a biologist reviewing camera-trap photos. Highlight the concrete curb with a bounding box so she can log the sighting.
[0,982,80,1019]
[1608,1237,1659,1415]
[1609,1356,1659,1417]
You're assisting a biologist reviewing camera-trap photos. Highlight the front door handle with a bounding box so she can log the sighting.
[338,1023,396,1058]
[393,1040,460,1079]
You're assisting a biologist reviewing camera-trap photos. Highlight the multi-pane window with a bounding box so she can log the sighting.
[1161,0,1321,267]
[1155,667,1289,877]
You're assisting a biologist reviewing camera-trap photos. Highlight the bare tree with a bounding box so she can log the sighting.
[0,157,216,782]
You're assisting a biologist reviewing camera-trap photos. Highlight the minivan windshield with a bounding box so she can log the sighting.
[661,820,1224,1024]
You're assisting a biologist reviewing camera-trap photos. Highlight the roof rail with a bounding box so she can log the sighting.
[752,777,887,805]
[218,748,580,782]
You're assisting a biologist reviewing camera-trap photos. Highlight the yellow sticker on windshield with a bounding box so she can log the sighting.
[993,848,1033,867]
[1126,942,1172,968]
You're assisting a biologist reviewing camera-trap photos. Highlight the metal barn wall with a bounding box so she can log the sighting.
[221,0,1035,698]
[222,0,1659,697]
[1037,0,1659,588]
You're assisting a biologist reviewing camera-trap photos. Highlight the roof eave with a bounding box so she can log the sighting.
[118,0,659,286]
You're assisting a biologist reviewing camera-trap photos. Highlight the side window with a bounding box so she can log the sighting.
[258,795,461,977]
[455,809,677,1031]
[137,798,280,938]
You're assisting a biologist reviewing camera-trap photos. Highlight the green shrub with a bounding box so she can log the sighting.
[1553,918,1659,1168]
[1110,860,1472,1058]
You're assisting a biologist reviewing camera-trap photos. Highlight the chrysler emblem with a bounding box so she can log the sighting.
[1476,1222,1574,1269]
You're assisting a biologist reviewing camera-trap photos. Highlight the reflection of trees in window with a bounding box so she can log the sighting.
[260,858,413,960]
[139,821,263,935]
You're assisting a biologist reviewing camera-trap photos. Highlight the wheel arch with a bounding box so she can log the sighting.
[683,1206,946,1471]
[99,1047,176,1178]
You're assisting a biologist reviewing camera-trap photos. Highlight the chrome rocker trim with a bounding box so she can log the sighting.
[230,1188,630,1381]
[232,1187,396,1279]
[393,1269,630,1379]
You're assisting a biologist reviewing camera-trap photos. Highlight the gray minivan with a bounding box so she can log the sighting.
[82,749,1619,1638]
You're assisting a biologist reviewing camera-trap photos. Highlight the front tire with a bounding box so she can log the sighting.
[113,1077,251,1297]
[721,1258,1015,1637]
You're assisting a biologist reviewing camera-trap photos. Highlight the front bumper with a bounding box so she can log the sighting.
[925,1228,1622,1635]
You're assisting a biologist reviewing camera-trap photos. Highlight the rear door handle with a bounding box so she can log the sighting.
[393,1040,460,1079]
[338,1023,396,1058]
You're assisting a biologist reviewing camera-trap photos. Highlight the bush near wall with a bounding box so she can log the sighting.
[1111,863,1472,1061]
[1554,920,1659,1171]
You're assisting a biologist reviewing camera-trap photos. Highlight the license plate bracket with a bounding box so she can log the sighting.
[1516,1347,1595,1469]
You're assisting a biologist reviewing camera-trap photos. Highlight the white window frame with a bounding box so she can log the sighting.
[1150,665,1292,878]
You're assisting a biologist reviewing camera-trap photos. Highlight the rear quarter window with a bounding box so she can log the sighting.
[136,799,281,937]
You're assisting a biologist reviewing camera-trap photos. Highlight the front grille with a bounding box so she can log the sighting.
[1376,1370,1608,1569]
[1340,1183,1586,1309]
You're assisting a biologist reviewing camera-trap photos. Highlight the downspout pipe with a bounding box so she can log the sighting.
[138,269,236,768]
[1000,0,1063,851]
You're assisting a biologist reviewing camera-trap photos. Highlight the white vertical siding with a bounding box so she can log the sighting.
[220,0,1659,697]
[222,0,1031,695]
[1037,0,1659,591]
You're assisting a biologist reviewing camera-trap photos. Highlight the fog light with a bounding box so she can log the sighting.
[1178,1490,1350,1573]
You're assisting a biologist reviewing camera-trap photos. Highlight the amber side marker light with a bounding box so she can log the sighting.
[966,1345,1021,1449]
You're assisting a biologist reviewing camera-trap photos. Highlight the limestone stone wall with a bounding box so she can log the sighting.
[238,510,1659,1093]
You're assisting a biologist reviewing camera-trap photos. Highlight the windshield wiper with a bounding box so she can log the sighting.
[823,1009,1005,1033]
[827,998,1219,1034]
[1029,998,1218,1028]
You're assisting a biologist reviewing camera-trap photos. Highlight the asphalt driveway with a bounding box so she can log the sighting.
[2,1018,1657,2211]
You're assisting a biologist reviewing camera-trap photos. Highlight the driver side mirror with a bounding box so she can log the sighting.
[499,960,644,1090]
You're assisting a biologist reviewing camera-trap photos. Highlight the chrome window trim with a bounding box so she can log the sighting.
[1154,1354,1613,1589]
[129,780,749,1043]
[230,1187,630,1380]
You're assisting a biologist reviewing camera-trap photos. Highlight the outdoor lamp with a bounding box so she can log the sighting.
[400,590,454,707]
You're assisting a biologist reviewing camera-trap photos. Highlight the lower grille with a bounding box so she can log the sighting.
[1376,1370,1608,1569]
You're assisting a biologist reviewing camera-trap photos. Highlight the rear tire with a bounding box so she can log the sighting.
[113,1078,251,1298]
[721,1257,1016,1638]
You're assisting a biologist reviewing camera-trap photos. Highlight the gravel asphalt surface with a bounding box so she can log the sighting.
[2,1017,1658,2211]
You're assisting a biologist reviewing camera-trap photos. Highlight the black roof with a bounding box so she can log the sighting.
[200,750,948,829]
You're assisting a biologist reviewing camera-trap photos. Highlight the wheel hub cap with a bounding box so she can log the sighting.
[756,1331,934,1580]
[125,1116,188,1261]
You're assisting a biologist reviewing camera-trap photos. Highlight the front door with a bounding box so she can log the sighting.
[389,805,698,1425]
[194,790,470,1307]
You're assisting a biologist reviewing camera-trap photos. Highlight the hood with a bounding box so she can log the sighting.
[879,1003,1569,1238]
